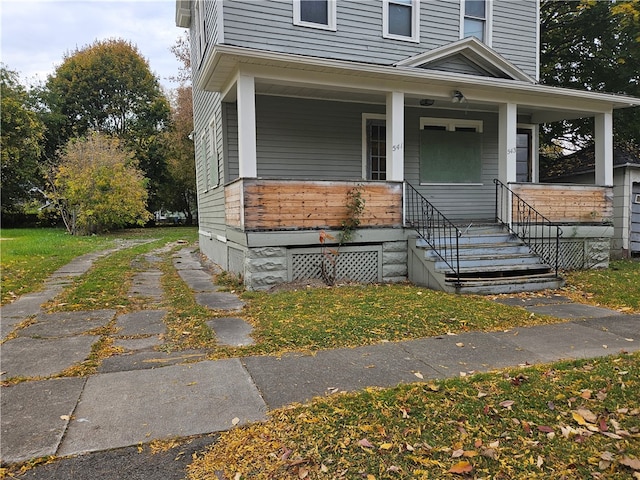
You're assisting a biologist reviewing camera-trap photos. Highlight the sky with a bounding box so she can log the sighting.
[0,0,185,91]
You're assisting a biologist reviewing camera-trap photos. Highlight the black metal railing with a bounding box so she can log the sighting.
[494,179,562,276]
[405,182,461,284]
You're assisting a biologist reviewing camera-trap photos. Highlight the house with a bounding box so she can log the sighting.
[541,143,640,259]
[175,0,640,294]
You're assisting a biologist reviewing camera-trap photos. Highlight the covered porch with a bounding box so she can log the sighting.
[199,42,639,290]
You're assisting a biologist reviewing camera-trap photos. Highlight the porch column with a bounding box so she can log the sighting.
[386,91,404,182]
[594,112,613,186]
[498,103,518,184]
[237,74,258,178]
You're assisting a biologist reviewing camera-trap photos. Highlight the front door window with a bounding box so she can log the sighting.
[516,129,532,182]
[366,119,387,180]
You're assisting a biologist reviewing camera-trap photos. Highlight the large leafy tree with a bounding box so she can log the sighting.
[159,33,197,224]
[540,0,640,150]
[40,39,170,210]
[0,66,45,214]
[51,132,152,235]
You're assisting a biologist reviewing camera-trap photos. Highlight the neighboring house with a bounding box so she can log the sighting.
[175,0,640,294]
[541,143,640,259]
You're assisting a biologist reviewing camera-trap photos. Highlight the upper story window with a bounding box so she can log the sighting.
[462,0,489,44]
[383,0,420,42]
[194,0,207,64]
[293,0,337,31]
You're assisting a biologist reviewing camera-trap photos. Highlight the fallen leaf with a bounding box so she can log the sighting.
[580,389,592,399]
[620,457,640,470]
[572,411,587,426]
[448,461,473,474]
[427,383,440,392]
[320,464,329,473]
[379,443,393,450]
[576,408,597,424]
[414,372,424,379]
[358,438,374,448]
[298,468,308,479]
[481,448,497,459]
[537,455,544,468]
[477,391,488,398]
[231,417,240,426]
[366,475,375,480]
[455,342,465,347]
[499,400,515,409]
[60,415,70,421]
[538,425,554,433]
[406,443,415,451]
[452,449,464,458]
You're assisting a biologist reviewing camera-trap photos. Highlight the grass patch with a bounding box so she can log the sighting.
[563,259,640,312]
[44,228,197,312]
[188,352,640,480]
[0,228,113,305]
[240,284,557,354]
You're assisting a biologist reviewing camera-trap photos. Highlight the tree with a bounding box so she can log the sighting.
[540,0,640,150]
[159,32,197,224]
[1,65,45,214]
[51,132,152,235]
[40,39,170,210]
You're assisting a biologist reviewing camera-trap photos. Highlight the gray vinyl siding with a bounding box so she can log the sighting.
[188,0,228,247]
[424,56,495,76]
[492,0,538,78]
[255,96,371,180]
[221,0,537,78]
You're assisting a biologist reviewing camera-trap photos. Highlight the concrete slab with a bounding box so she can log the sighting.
[525,303,622,319]
[98,350,208,373]
[243,342,441,409]
[196,292,244,311]
[177,270,218,292]
[207,317,254,346]
[113,336,162,351]
[17,435,218,480]
[1,335,100,379]
[493,295,573,307]
[579,315,640,343]
[58,360,267,456]
[114,310,166,337]
[1,377,86,465]
[18,310,115,338]
[495,322,636,362]
[0,292,50,320]
[398,332,543,376]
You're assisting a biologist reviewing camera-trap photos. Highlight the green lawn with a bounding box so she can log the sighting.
[188,352,640,480]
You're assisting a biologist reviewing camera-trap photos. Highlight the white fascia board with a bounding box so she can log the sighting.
[200,45,640,112]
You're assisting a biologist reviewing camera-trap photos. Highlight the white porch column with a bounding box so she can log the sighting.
[237,74,257,178]
[386,91,404,182]
[498,103,518,184]
[595,112,613,186]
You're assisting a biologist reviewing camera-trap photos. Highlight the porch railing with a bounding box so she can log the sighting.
[404,182,461,284]
[494,179,562,276]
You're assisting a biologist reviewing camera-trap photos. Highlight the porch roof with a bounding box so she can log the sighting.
[200,44,640,123]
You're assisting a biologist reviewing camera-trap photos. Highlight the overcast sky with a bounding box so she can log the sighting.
[1,0,185,90]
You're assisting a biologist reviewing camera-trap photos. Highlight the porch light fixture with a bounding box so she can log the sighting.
[419,98,435,106]
[451,90,465,103]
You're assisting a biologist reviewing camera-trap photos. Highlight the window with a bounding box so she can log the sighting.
[293,0,337,31]
[362,114,387,180]
[208,118,220,188]
[462,0,488,43]
[419,118,483,184]
[194,0,207,64]
[383,0,419,42]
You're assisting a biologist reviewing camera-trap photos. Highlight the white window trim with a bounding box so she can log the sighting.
[420,117,483,133]
[200,130,210,192]
[459,0,492,47]
[208,117,220,189]
[293,0,337,31]
[383,0,420,43]
[361,113,387,180]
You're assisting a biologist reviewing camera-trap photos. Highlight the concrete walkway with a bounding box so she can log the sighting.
[1,245,638,468]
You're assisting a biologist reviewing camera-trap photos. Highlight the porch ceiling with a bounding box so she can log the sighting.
[202,45,640,122]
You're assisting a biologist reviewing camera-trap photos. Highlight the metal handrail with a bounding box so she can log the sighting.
[494,179,563,276]
[404,182,461,284]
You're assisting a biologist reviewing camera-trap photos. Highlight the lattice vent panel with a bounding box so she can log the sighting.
[291,250,379,283]
[532,241,592,271]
